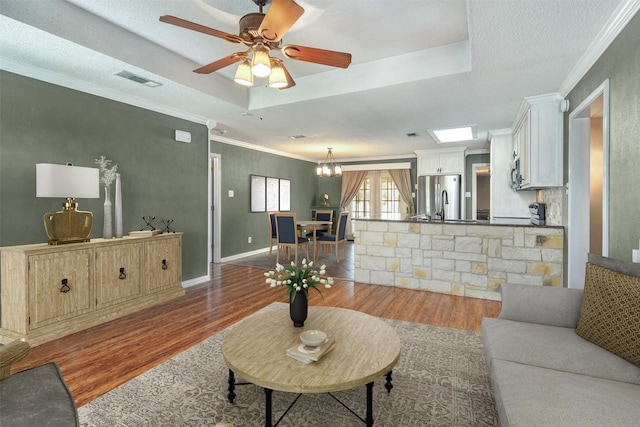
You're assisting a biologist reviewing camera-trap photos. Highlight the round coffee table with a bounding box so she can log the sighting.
[222,306,401,426]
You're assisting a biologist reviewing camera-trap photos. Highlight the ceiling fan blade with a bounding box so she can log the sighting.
[160,15,245,44]
[194,52,247,74]
[282,45,352,68]
[258,0,304,43]
[279,62,296,90]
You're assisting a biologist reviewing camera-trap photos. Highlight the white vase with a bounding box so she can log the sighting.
[103,186,113,239]
[114,174,123,238]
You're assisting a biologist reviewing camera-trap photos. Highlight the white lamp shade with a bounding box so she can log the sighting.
[251,45,272,77]
[234,60,254,87]
[36,163,100,199]
[268,61,288,89]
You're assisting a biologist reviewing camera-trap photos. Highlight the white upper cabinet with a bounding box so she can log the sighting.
[415,148,466,175]
[512,93,564,189]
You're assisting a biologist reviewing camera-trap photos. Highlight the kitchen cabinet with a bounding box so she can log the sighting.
[512,93,564,189]
[489,129,536,219]
[0,233,184,345]
[415,148,466,175]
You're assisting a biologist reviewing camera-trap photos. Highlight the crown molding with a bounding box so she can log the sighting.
[0,57,211,125]
[559,0,640,96]
[210,135,317,163]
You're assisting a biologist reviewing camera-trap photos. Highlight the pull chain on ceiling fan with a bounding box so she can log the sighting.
[159,0,352,90]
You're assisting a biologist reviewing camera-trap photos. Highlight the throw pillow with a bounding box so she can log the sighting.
[576,262,640,366]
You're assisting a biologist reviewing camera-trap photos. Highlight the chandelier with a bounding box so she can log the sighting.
[316,148,342,177]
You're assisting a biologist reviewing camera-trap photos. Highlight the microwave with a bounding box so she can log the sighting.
[509,156,522,189]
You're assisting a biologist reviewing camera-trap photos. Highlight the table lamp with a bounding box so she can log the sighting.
[36,163,100,245]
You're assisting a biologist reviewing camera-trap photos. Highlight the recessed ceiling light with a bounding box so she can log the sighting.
[428,125,477,143]
[288,135,306,140]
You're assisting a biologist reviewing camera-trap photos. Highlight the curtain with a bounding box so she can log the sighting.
[389,169,414,214]
[340,170,367,239]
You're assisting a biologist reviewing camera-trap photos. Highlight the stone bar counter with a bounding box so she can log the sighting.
[353,218,564,300]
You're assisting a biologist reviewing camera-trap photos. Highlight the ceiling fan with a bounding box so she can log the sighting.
[160,0,352,90]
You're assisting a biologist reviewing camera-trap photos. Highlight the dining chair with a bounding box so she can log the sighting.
[267,211,278,256]
[306,209,333,239]
[317,211,349,263]
[275,212,310,265]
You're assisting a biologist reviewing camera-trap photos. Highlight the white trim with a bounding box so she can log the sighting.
[0,57,211,125]
[182,275,211,288]
[211,135,317,162]
[471,163,490,221]
[221,247,273,262]
[465,148,490,156]
[341,162,412,172]
[338,153,418,162]
[559,0,640,96]
[567,79,610,287]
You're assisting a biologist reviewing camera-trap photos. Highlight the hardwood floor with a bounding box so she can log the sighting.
[10,263,501,408]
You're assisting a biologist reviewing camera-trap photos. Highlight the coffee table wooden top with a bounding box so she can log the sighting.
[222,306,401,394]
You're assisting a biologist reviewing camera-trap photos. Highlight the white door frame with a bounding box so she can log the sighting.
[471,163,490,220]
[208,153,221,264]
[567,79,609,288]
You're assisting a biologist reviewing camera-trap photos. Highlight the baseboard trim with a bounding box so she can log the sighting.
[221,246,273,262]
[182,275,211,288]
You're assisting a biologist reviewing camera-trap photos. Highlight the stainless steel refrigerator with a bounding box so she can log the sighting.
[417,175,462,220]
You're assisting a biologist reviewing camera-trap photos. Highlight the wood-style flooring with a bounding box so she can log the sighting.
[10,262,501,408]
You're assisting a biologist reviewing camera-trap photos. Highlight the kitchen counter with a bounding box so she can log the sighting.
[357,215,562,228]
[353,217,564,300]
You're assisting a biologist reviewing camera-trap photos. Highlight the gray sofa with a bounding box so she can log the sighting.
[482,255,640,427]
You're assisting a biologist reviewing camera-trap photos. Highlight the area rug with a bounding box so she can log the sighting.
[78,304,498,426]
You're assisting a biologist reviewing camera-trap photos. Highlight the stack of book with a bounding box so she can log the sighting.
[129,230,162,236]
[286,337,336,364]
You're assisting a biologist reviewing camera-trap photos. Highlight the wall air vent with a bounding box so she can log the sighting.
[114,70,163,88]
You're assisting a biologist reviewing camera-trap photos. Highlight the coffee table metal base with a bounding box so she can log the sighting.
[227,369,393,427]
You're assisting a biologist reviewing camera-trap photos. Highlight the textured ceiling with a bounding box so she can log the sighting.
[0,0,629,162]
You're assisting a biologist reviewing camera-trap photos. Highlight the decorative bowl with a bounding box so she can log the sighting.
[300,330,327,347]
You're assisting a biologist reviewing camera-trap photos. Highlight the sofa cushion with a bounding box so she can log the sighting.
[482,317,640,384]
[499,283,583,328]
[490,359,640,427]
[0,362,78,427]
[576,262,640,366]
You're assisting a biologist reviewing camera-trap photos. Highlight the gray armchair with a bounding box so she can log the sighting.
[0,340,78,426]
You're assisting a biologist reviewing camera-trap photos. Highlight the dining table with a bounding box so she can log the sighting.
[296,220,332,261]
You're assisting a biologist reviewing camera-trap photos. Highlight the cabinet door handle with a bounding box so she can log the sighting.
[162,259,168,270]
[119,267,127,280]
[60,278,71,293]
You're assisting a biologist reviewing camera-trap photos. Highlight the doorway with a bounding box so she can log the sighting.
[472,163,491,220]
[209,153,221,264]
[568,80,609,288]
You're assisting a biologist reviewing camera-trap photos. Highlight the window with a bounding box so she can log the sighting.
[352,177,371,218]
[351,171,406,220]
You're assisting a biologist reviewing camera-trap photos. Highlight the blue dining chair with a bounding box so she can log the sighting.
[317,211,349,263]
[267,211,278,256]
[307,209,333,239]
[275,212,310,265]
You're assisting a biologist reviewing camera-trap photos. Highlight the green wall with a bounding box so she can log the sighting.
[210,141,318,257]
[0,71,209,281]
[564,12,640,261]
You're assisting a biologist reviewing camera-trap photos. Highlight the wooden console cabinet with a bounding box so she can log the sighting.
[0,233,184,345]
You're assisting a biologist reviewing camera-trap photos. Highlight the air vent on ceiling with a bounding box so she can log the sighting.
[405,132,419,137]
[114,70,163,88]
[288,135,306,140]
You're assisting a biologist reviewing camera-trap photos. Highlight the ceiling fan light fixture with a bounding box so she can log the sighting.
[251,44,272,77]
[268,59,288,89]
[234,59,254,87]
